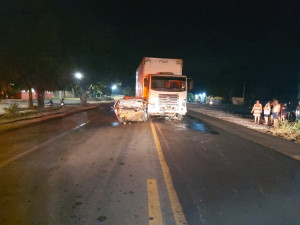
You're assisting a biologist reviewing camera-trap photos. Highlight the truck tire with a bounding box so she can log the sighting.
[177,113,183,121]
[142,109,148,121]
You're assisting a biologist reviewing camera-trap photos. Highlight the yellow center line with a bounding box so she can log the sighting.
[147,179,163,225]
[150,120,188,225]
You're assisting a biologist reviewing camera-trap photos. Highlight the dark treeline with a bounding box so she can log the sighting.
[0,0,116,107]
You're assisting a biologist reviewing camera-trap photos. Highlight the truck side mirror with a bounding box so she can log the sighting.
[188,78,194,91]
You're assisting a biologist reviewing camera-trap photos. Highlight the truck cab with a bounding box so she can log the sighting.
[145,74,187,118]
[113,57,189,122]
[136,57,187,119]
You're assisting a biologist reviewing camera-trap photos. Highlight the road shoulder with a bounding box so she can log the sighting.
[187,110,300,161]
[0,103,112,134]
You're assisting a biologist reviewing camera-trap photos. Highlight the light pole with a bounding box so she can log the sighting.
[202,92,206,103]
[73,72,84,99]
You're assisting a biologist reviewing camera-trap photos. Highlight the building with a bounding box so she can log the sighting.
[16,90,53,100]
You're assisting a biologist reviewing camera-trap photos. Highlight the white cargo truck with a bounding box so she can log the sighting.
[114,57,191,122]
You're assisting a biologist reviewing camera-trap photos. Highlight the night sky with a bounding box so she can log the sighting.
[1,0,300,101]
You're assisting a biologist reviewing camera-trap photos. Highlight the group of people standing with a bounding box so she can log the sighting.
[251,100,300,127]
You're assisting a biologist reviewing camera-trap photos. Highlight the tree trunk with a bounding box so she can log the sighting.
[37,90,45,110]
[80,90,87,106]
[28,88,34,109]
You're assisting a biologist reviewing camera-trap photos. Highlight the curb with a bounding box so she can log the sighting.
[0,103,113,134]
[187,110,300,161]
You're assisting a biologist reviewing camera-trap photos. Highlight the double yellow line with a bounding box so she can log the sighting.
[148,121,188,225]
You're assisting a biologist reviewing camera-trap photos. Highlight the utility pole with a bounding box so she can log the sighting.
[242,81,246,104]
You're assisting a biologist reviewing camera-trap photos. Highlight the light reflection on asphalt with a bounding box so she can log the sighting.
[111,122,119,127]
[168,116,220,135]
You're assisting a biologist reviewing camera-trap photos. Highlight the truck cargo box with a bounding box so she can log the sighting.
[136,57,183,97]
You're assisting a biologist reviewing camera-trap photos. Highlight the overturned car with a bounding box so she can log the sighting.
[113,98,148,123]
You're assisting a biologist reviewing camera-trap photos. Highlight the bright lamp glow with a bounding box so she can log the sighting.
[202,92,206,97]
[74,72,83,80]
[111,85,117,90]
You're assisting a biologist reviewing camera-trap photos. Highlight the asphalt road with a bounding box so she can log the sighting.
[0,105,300,225]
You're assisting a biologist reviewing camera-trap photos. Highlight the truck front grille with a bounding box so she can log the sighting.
[158,94,179,105]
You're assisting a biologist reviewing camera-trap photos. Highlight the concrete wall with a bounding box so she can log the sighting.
[53,91,75,98]
[232,97,244,105]
[16,91,53,100]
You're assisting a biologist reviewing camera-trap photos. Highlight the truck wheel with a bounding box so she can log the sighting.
[142,110,148,121]
[177,114,183,121]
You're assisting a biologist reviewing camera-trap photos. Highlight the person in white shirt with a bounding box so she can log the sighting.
[263,101,271,125]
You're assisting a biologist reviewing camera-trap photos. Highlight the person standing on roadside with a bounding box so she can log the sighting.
[263,101,271,125]
[251,100,262,124]
[61,98,65,106]
[272,99,281,127]
[48,99,54,107]
[281,103,287,121]
[270,100,273,124]
[296,101,300,122]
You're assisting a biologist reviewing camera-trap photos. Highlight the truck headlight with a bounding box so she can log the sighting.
[182,99,186,107]
[149,101,155,109]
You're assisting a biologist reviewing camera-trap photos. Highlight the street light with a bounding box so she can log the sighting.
[74,72,83,80]
[73,72,84,100]
[111,85,117,97]
[200,92,206,103]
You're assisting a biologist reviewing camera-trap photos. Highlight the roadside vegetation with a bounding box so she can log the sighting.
[3,103,21,117]
[272,121,300,142]
[0,103,62,121]
[0,1,122,108]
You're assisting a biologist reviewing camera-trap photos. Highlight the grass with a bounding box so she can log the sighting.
[3,103,21,115]
[0,104,62,121]
[272,121,300,142]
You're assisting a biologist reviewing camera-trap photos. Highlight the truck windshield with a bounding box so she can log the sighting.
[151,76,186,92]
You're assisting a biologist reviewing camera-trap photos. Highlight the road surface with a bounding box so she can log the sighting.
[0,105,300,225]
